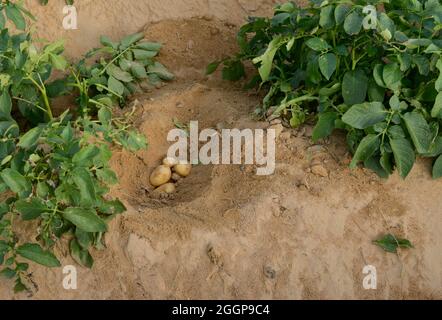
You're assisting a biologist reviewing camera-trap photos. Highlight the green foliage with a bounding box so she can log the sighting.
[373,234,413,253]
[209,0,442,179]
[0,3,172,293]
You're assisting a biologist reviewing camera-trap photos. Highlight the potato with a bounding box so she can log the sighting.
[162,157,178,168]
[154,183,176,194]
[149,165,172,187]
[173,163,192,177]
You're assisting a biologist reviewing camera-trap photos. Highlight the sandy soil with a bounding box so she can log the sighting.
[23,0,283,59]
[0,15,441,300]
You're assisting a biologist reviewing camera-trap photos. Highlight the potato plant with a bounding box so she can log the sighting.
[209,0,442,179]
[0,3,172,292]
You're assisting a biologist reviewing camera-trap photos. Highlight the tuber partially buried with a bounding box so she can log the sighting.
[150,165,172,187]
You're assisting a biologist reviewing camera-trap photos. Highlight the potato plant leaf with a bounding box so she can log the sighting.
[343,102,387,129]
[16,243,61,267]
[373,234,413,253]
[63,208,107,233]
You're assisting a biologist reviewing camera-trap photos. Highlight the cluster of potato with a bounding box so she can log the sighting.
[149,157,192,195]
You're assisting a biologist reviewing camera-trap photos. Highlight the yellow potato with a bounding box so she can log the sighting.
[162,157,178,168]
[149,165,172,187]
[154,183,176,194]
[173,163,192,177]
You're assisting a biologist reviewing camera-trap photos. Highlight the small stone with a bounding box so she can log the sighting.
[311,165,328,177]
[270,118,282,125]
[268,124,284,138]
[171,173,182,182]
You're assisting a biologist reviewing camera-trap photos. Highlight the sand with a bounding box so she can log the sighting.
[0,3,440,300]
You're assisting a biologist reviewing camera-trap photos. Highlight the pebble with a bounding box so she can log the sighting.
[311,165,328,177]
[268,123,284,138]
[269,118,282,125]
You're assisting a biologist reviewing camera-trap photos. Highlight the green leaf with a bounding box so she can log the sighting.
[0,169,31,197]
[312,112,337,142]
[368,80,385,102]
[75,228,93,250]
[378,13,396,40]
[100,35,117,49]
[130,61,148,79]
[98,107,112,125]
[305,37,331,52]
[70,239,94,268]
[318,53,337,80]
[335,4,350,25]
[319,5,335,29]
[398,53,412,72]
[373,234,413,253]
[125,131,148,151]
[373,64,386,88]
[49,53,68,71]
[435,59,442,92]
[221,60,245,81]
[15,198,48,220]
[147,62,174,81]
[106,64,133,82]
[402,112,431,154]
[0,267,16,279]
[412,55,429,76]
[72,145,100,165]
[344,11,363,35]
[17,126,43,149]
[71,167,96,206]
[252,36,285,81]
[99,199,126,215]
[364,156,389,179]
[342,102,387,129]
[0,91,12,118]
[431,92,442,118]
[17,243,61,267]
[206,61,222,75]
[13,278,27,293]
[63,208,107,233]
[132,49,157,60]
[96,168,118,185]
[0,11,5,29]
[383,63,402,90]
[135,42,162,51]
[432,155,442,179]
[107,76,125,96]
[350,134,380,168]
[342,69,368,105]
[5,5,26,30]
[120,32,144,48]
[390,137,415,178]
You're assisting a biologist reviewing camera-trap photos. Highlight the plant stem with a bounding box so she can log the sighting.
[26,75,53,120]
